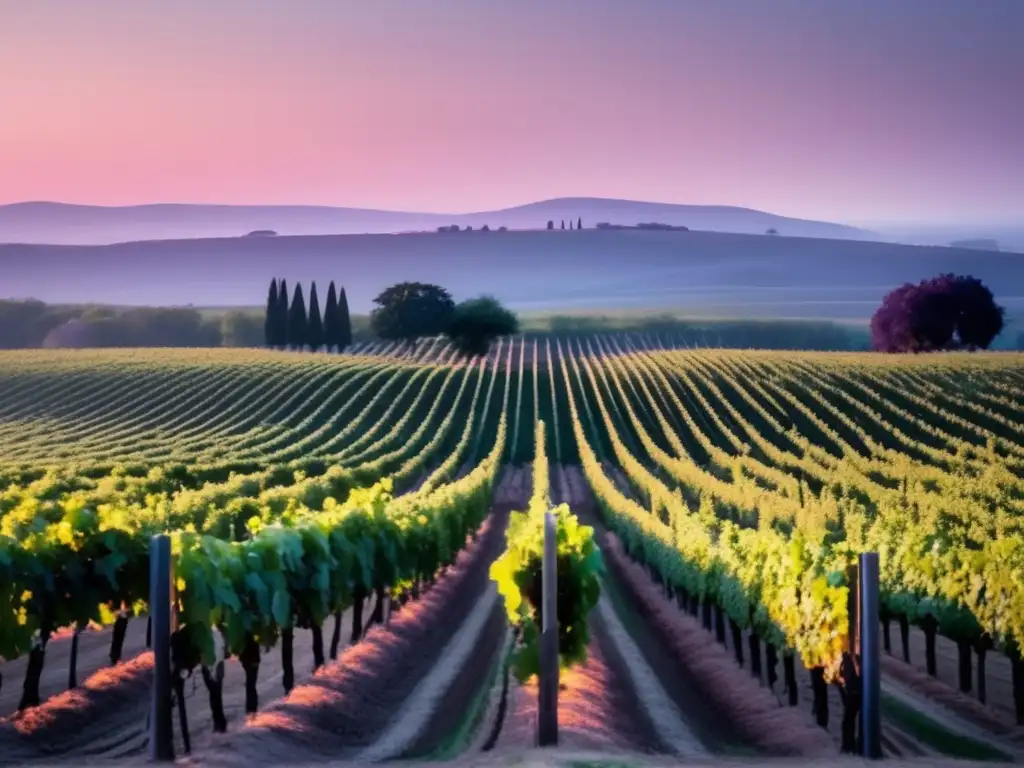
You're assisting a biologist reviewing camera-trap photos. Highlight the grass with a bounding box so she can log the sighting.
[880,691,1013,762]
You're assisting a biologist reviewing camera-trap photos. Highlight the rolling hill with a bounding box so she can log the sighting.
[0,197,877,245]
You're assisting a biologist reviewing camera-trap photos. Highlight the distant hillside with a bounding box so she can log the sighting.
[1,229,1020,342]
[0,197,877,245]
[879,225,1024,254]
[949,238,1000,251]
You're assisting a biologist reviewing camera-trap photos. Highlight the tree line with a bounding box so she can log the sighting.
[546,218,583,230]
[0,300,264,349]
[264,279,352,351]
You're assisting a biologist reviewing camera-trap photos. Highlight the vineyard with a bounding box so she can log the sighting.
[1,340,1024,765]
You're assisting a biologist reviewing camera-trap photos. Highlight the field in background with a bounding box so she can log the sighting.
[194,309,878,350]
[199,307,1021,352]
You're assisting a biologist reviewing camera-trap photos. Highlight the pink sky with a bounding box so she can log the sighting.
[1,1,1021,225]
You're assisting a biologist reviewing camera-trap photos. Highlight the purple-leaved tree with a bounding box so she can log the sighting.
[871,274,1004,353]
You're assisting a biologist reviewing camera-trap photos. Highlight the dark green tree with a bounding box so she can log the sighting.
[547,220,554,230]
[561,219,565,230]
[577,217,582,230]
[370,282,454,341]
[287,282,307,349]
[264,278,279,347]
[338,286,353,349]
[323,281,339,351]
[446,296,519,357]
[307,281,324,351]
[277,279,289,346]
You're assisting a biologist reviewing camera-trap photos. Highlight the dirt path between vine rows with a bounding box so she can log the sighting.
[486,466,713,757]
[353,467,530,762]
[562,464,844,759]
[0,609,356,764]
[0,619,150,719]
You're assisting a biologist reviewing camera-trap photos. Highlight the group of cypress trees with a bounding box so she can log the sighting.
[264,278,352,350]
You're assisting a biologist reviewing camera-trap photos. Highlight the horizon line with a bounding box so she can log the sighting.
[0,195,871,228]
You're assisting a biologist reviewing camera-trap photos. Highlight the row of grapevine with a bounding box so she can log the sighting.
[570,346,1024,725]
[0,362,477,525]
[0,355,416,479]
[490,418,602,682]
[0,359,504,715]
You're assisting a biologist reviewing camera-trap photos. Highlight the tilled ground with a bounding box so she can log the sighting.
[401,597,507,758]
[0,621,150,719]
[0,605,354,764]
[489,624,661,755]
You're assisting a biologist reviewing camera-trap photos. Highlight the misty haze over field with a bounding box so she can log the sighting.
[3,230,1021,330]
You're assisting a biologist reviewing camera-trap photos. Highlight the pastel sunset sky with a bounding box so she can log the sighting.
[2,0,1021,225]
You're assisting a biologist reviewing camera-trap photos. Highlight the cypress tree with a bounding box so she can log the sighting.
[577,216,582,230]
[287,282,307,350]
[277,279,289,346]
[561,219,565,230]
[307,281,324,351]
[323,281,339,351]
[338,286,352,350]
[264,278,279,347]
